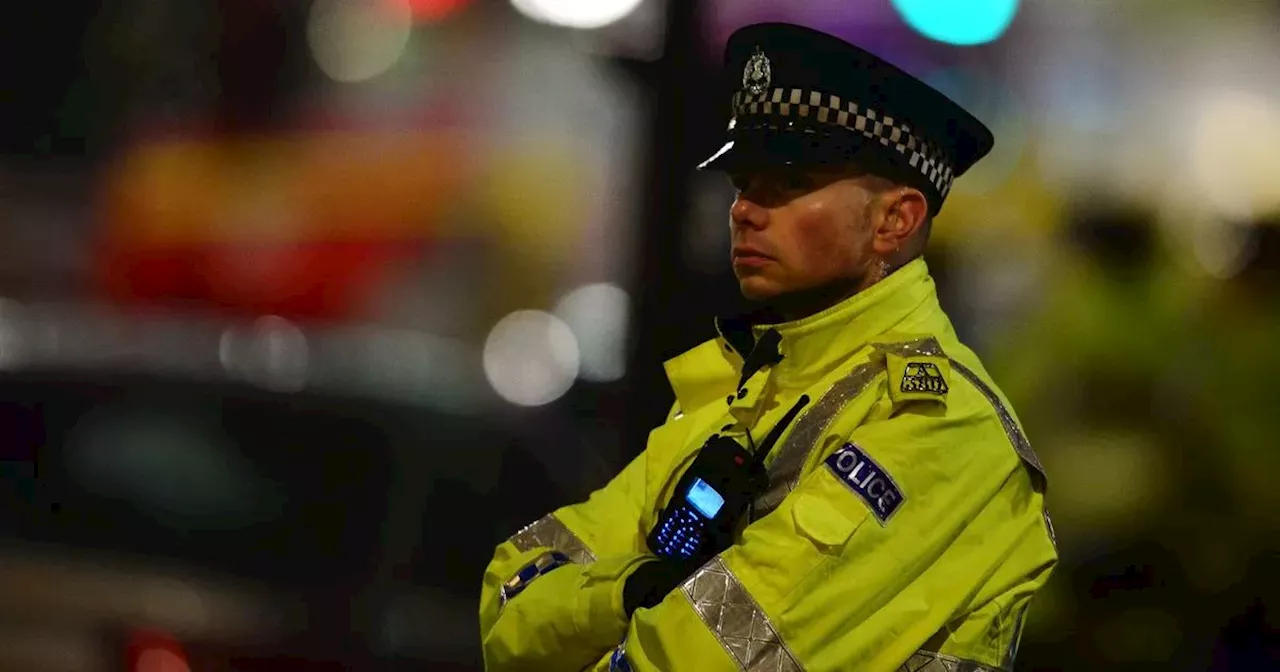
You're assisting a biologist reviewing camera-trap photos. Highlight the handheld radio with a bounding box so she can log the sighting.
[645,394,810,564]
[647,434,766,562]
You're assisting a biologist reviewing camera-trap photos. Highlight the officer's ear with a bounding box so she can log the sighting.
[871,186,929,257]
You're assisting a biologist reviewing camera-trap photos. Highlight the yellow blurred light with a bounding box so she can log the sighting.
[934,147,1066,242]
[1045,430,1169,535]
[510,0,644,30]
[308,0,413,83]
[473,142,584,258]
[1190,91,1280,221]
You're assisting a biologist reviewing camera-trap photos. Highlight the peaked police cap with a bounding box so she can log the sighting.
[699,23,996,214]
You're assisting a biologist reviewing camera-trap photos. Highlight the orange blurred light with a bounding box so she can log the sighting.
[98,130,469,246]
[403,0,472,22]
[92,127,465,320]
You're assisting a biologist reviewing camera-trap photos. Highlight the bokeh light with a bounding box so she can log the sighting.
[406,0,473,22]
[1190,218,1258,280]
[554,283,630,382]
[1189,91,1280,221]
[219,316,310,393]
[1046,430,1170,539]
[891,0,1020,46]
[128,630,192,672]
[509,0,645,30]
[308,0,413,83]
[136,647,190,672]
[483,310,580,406]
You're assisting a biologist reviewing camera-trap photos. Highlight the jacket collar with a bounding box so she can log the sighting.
[665,258,941,410]
[747,257,939,389]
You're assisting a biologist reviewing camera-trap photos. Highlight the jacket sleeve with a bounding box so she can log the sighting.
[900,517,1055,670]
[612,405,1059,672]
[480,407,672,671]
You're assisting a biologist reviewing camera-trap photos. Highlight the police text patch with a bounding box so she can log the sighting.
[824,443,905,524]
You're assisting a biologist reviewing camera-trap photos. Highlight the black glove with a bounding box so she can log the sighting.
[622,557,699,617]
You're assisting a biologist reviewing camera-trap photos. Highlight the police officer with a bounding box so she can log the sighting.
[480,24,1057,671]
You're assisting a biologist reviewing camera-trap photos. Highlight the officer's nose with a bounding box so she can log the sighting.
[730,195,769,230]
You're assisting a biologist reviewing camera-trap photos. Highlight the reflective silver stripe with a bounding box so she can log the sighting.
[681,558,802,672]
[756,337,954,519]
[946,357,1058,550]
[508,514,596,564]
[1042,509,1057,549]
[900,650,1005,672]
[753,361,882,519]
[948,361,1045,484]
[876,336,947,360]
[499,550,571,606]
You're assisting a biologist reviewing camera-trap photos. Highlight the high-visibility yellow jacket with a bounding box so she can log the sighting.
[479,259,1058,671]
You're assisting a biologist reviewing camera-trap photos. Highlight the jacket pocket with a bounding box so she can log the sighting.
[725,467,874,608]
[790,467,873,551]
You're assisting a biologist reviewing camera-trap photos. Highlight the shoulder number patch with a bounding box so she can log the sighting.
[886,353,950,409]
[824,443,905,525]
[901,361,948,394]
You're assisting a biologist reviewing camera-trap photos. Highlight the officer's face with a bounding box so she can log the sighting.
[727,165,885,302]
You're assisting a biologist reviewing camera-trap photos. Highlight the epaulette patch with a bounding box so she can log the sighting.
[886,352,950,408]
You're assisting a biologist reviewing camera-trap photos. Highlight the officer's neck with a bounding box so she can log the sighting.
[768,275,875,323]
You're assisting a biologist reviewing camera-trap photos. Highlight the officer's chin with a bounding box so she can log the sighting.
[737,275,784,302]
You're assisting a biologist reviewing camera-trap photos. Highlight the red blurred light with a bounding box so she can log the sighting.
[96,240,428,322]
[125,631,190,672]
[403,0,472,22]
[136,648,192,672]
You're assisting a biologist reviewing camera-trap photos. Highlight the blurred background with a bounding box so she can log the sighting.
[0,0,1277,670]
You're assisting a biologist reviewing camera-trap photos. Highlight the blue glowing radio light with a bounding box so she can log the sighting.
[686,478,726,519]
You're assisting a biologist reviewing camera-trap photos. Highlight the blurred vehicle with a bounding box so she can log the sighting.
[0,304,567,672]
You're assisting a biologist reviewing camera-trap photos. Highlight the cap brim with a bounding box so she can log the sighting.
[696,126,948,215]
[697,128,870,172]
[697,140,739,171]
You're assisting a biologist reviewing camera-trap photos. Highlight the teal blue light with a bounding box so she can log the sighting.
[891,0,1020,46]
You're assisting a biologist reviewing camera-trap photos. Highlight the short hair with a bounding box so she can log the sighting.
[849,147,939,217]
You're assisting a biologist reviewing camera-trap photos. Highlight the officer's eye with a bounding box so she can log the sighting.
[728,174,751,194]
[777,170,814,193]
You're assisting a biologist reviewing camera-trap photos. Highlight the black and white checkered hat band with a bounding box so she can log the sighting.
[732,88,956,198]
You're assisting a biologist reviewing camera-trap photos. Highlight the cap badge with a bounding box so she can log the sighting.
[743,46,771,96]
